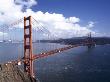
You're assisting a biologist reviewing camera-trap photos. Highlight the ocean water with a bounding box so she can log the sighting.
[0,43,110,82]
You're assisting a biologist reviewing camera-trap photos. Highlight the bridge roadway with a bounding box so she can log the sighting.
[32,44,83,60]
[32,42,95,60]
[9,43,94,65]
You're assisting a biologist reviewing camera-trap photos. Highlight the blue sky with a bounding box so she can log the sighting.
[0,0,110,40]
[32,0,110,34]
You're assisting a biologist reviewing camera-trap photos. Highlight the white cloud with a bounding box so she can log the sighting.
[66,17,80,23]
[87,21,95,28]
[0,0,102,39]
[14,0,37,8]
[32,11,95,38]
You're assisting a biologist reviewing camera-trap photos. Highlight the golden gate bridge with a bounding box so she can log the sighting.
[0,16,95,79]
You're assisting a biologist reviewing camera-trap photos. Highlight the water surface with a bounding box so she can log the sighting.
[0,43,110,82]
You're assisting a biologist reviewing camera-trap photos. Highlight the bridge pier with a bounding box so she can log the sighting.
[87,43,95,49]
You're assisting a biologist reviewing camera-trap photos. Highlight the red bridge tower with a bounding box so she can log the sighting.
[24,16,34,77]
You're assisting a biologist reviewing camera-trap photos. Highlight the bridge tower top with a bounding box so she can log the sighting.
[88,32,92,38]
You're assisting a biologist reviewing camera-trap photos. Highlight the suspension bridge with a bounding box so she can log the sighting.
[0,16,95,80]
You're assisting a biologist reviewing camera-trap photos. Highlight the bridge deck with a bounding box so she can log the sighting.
[33,44,82,60]
[32,42,95,60]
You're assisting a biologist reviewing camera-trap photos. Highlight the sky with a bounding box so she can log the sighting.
[32,0,110,34]
[0,0,110,40]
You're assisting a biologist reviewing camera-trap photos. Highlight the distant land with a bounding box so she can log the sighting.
[37,37,110,45]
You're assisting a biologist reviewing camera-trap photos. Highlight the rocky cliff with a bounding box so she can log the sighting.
[0,63,37,82]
